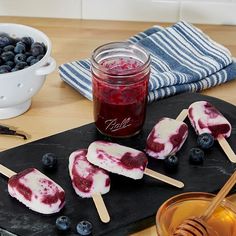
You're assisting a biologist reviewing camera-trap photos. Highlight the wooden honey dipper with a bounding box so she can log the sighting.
[172,170,236,236]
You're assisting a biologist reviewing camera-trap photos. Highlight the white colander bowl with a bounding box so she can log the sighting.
[0,23,56,119]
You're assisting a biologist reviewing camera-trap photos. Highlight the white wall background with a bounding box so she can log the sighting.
[0,0,236,25]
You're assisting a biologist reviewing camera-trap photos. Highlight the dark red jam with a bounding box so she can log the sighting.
[92,57,149,137]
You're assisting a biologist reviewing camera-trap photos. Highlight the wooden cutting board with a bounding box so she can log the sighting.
[0,93,236,236]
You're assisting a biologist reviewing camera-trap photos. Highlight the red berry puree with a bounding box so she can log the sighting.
[92,57,149,137]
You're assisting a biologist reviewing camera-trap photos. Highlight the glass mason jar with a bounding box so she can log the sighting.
[91,41,151,138]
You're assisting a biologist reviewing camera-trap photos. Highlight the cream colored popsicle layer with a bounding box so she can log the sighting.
[146,117,188,159]
[69,149,110,198]
[8,168,65,214]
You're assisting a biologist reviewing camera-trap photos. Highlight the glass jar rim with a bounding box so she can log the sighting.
[91,41,151,77]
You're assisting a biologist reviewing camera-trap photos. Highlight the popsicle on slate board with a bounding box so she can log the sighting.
[188,101,236,163]
[0,164,65,214]
[87,141,184,188]
[145,109,188,160]
[69,149,110,223]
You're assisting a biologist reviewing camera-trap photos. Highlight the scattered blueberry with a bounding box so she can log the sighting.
[56,216,71,231]
[14,53,27,64]
[164,155,179,170]
[14,42,26,54]
[1,51,15,62]
[42,153,58,170]
[197,133,214,150]
[189,147,205,164]
[76,220,93,236]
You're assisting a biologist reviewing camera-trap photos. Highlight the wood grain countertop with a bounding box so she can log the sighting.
[0,16,236,236]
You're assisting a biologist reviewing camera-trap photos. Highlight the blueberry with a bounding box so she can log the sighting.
[189,147,204,164]
[31,43,44,56]
[15,62,28,70]
[14,42,26,54]
[20,37,34,49]
[5,60,15,68]
[25,51,32,58]
[0,67,9,74]
[1,51,15,62]
[42,153,57,170]
[0,35,11,47]
[0,65,11,73]
[3,45,15,52]
[76,220,93,236]
[30,58,39,66]
[11,67,19,72]
[37,54,44,61]
[56,216,71,231]
[26,55,36,64]
[164,155,179,170]
[14,53,27,64]
[197,133,214,150]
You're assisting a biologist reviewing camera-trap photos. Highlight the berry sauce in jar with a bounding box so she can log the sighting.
[91,42,150,138]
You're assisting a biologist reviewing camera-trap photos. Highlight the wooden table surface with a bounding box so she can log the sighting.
[0,17,236,236]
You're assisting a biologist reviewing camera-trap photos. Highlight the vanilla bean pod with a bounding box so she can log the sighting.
[0,125,27,140]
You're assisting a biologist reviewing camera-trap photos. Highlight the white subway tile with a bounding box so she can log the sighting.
[82,0,180,22]
[180,2,236,24]
[0,0,82,19]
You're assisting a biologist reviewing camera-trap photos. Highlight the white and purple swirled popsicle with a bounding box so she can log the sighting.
[145,118,188,159]
[8,168,65,214]
[87,141,148,180]
[69,149,110,198]
[188,101,232,139]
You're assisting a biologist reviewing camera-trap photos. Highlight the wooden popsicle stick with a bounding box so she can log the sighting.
[144,168,184,188]
[176,109,188,122]
[92,193,110,223]
[217,135,236,163]
[0,164,16,178]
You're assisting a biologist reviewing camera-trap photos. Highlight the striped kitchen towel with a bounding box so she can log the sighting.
[59,21,236,103]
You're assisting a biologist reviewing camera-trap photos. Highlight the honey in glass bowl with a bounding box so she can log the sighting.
[156,192,236,236]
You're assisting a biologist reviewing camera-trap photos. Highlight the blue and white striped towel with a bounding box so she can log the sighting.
[59,21,236,103]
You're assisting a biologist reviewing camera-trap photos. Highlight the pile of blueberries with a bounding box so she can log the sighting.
[0,33,46,74]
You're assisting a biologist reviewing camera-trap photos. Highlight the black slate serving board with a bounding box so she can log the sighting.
[0,93,236,236]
